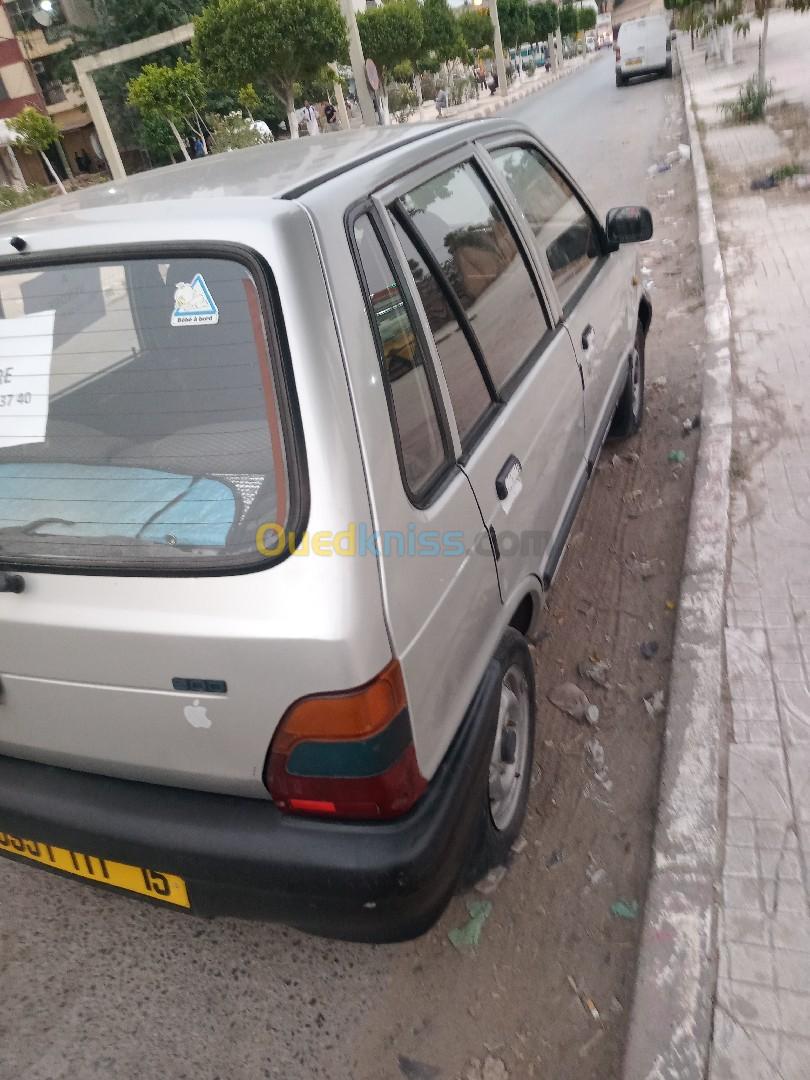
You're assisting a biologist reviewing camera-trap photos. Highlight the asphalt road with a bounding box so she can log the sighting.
[0,54,679,1080]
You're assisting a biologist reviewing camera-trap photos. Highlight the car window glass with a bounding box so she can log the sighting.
[353,214,447,496]
[491,145,601,309]
[393,221,492,447]
[400,161,548,391]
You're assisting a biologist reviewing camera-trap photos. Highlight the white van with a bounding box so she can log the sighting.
[615,16,672,86]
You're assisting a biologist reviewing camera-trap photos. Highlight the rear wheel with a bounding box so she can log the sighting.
[463,629,536,884]
[610,319,646,438]
[665,57,673,78]
[615,70,625,87]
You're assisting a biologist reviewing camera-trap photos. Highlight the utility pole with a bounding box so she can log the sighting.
[339,0,375,126]
[488,0,508,99]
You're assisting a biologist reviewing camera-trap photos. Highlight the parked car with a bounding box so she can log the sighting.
[615,14,672,86]
[0,120,652,941]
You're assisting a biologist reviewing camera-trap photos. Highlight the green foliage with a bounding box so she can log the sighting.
[720,75,772,122]
[8,107,60,153]
[578,7,597,31]
[457,8,494,51]
[391,60,415,81]
[356,0,424,81]
[238,83,262,116]
[529,2,558,40]
[194,0,349,112]
[140,110,184,163]
[387,83,418,123]
[559,3,578,37]
[127,59,207,125]
[0,183,51,212]
[497,0,531,48]
[421,0,464,61]
[207,110,271,151]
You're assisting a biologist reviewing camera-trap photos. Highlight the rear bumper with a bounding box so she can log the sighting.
[0,660,500,943]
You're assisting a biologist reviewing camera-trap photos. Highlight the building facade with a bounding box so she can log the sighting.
[0,0,100,188]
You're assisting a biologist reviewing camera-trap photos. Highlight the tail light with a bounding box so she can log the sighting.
[265,660,427,820]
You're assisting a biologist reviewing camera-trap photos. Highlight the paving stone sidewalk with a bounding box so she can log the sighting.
[682,15,810,1080]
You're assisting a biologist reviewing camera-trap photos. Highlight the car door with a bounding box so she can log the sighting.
[487,139,634,469]
[375,147,586,600]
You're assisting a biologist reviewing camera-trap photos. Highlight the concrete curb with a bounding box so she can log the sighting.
[621,40,733,1080]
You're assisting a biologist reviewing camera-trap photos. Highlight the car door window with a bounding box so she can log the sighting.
[392,221,493,448]
[354,214,449,498]
[491,145,602,310]
[399,161,549,393]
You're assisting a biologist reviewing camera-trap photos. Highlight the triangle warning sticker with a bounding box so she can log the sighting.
[171,273,219,327]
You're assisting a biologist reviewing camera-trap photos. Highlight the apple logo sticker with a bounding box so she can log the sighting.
[184,699,211,729]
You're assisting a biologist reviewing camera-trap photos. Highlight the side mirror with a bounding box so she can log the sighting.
[606,206,654,247]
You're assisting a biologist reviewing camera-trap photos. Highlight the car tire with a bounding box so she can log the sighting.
[610,319,646,439]
[615,71,625,87]
[665,57,673,78]
[461,628,536,886]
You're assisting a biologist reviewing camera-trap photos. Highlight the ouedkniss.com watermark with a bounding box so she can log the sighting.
[255,522,547,559]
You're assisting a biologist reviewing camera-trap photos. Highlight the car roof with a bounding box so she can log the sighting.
[0,121,512,231]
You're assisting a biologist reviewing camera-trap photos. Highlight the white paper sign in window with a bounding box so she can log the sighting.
[0,309,56,449]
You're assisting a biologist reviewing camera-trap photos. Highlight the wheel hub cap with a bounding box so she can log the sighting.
[488,664,531,832]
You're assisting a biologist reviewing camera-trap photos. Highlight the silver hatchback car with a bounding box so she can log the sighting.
[0,120,652,941]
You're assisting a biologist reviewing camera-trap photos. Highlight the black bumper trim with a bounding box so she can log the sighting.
[0,659,500,942]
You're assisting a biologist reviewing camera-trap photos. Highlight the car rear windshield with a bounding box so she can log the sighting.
[0,254,292,572]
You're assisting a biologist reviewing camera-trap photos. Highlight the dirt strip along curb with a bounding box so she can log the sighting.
[621,40,733,1080]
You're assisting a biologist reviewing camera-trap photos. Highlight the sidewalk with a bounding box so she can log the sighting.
[682,16,810,1080]
[404,52,600,126]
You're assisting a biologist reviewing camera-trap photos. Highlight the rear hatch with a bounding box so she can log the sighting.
[0,248,334,796]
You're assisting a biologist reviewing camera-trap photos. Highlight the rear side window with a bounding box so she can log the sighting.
[491,146,601,310]
[400,161,549,392]
[0,255,294,572]
[392,221,492,448]
[353,215,448,498]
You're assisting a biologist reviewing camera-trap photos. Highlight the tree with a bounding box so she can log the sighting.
[559,2,579,37]
[578,7,597,32]
[128,59,208,160]
[194,0,348,139]
[497,0,532,50]
[50,0,210,172]
[529,2,558,41]
[457,7,494,52]
[207,110,272,151]
[356,0,424,118]
[421,0,464,63]
[754,0,808,85]
[8,107,67,194]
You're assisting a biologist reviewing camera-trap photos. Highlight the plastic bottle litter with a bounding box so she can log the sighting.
[548,682,600,726]
[682,415,701,435]
[668,449,686,463]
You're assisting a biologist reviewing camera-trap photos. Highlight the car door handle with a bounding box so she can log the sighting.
[582,325,596,350]
[495,455,522,500]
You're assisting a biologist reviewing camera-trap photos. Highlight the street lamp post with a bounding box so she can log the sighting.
[488,0,509,99]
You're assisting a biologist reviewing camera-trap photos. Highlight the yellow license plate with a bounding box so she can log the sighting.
[0,829,189,908]
[627,58,643,66]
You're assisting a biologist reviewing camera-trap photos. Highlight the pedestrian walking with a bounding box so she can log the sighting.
[435,87,449,118]
[302,101,320,137]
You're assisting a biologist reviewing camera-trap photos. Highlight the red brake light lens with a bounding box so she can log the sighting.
[265,660,427,820]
